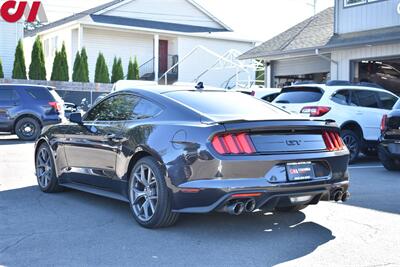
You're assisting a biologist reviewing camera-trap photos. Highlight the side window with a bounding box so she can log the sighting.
[331,90,350,105]
[377,92,398,110]
[131,98,162,119]
[25,87,53,101]
[0,89,19,102]
[353,90,379,109]
[85,94,140,122]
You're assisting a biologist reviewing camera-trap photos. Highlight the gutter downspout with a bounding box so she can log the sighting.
[315,48,338,80]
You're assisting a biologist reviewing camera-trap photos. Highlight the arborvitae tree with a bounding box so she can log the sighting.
[111,57,124,83]
[50,51,61,81]
[127,56,139,80]
[80,47,89,82]
[0,57,4,79]
[133,56,139,80]
[12,40,27,80]
[29,36,46,80]
[94,52,110,83]
[58,43,69,81]
[72,51,81,82]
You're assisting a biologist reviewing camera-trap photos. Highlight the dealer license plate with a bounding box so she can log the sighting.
[286,162,315,181]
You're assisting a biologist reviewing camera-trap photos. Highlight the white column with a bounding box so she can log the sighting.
[154,34,159,82]
[265,62,272,88]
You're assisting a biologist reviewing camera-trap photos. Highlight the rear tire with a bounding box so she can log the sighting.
[378,147,400,171]
[341,130,361,163]
[275,205,308,212]
[128,157,179,228]
[35,143,63,193]
[15,117,41,141]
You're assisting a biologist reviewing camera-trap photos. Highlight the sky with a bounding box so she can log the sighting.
[40,0,334,42]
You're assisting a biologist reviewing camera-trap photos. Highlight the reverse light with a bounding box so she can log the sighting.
[212,133,256,155]
[49,102,61,112]
[380,114,388,133]
[322,131,344,151]
[301,106,331,117]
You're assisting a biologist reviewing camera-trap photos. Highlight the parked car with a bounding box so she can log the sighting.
[63,102,77,119]
[0,84,64,141]
[378,99,400,171]
[35,85,350,228]
[273,81,399,162]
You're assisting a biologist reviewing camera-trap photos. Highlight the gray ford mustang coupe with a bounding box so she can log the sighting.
[34,86,350,228]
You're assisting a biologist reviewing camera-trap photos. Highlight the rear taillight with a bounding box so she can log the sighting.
[322,131,344,151]
[381,114,388,133]
[49,102,61,112]
[211,133,256,155]
[301,106,331,117]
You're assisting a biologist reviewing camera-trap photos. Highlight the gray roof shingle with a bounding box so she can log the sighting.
[239,7,334,60]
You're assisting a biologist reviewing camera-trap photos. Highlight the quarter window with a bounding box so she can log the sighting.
[353,90,379,109]
[378,92,398,110]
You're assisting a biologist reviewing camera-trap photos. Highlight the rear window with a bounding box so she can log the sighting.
[25,87,55,101]
[0,88,19,101]
[165,91,288,120]
[274,87,323,104]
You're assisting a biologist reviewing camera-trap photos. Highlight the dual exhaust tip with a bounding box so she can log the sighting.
[226,199,256,215]
[333,190,350,202]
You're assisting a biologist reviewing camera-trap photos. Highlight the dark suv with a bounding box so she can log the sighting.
[0,84,64,141]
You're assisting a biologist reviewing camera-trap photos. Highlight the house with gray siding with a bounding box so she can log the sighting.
[240,0,400,95]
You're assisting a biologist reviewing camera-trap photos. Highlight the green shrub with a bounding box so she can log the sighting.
[29,36,46,80]
[80,47,89,82]
[127,56,139,80]
[50,51,60,81]
[12,40,27,80]
[94,52,110,83]
[72,51,81,82]
[111,57,124,83]
[58,43,69,81]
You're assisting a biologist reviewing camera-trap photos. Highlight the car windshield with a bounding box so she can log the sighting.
[274,87,323,104]
[165,90,294,122]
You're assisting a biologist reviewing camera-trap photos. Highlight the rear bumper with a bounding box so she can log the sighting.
[378,140,400,159]
[42,117,62,126]
[169,151,350,213]
[172,179,349,213]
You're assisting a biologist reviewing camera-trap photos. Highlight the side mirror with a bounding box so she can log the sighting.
[69,112,83,124]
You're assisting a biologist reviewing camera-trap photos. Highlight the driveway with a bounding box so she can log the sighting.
[0,135,399,267]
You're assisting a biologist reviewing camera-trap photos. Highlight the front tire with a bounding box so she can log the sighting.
[15,117,41,141]
[341,130,361,163]
[128,157,179,228]
[35,143,63,193]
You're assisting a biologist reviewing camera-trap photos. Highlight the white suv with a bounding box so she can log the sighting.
[272,81,399,162]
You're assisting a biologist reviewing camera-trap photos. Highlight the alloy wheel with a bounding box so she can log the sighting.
[36,148,53,188]
[130,164,158,222]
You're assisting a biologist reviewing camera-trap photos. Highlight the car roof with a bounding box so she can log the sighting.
[285,84,397,95]
[0,84,55,90]
[117,85,227,95]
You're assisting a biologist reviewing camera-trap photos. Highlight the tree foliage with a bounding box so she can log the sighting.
[50,43,69,81]
[72,51,81,82]
[12,40,27,80]
[94,52,110,83]
[29,36,46,80]
[111,57,124,83]
[127,56,139,80]
[80,47,89,82]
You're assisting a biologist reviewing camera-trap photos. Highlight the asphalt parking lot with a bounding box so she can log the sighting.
[0,135,399,267]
